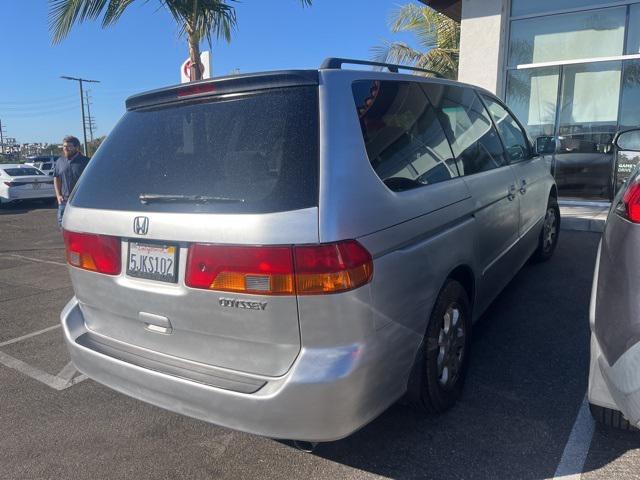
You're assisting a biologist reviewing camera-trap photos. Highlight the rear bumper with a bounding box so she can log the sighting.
[61,297,400,441]
[589,333,640,428]
[2,188,55,201]
[588,240,640,426]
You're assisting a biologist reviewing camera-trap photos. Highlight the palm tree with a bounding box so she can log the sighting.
[49,0,312,81]
[372,4,460,79]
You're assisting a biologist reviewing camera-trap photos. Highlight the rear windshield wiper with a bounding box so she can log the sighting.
[139,193,245,204]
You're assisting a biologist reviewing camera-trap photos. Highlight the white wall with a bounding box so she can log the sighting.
[458,0,510,96]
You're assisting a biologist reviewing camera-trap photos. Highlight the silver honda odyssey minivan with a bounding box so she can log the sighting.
[61,58,559,442]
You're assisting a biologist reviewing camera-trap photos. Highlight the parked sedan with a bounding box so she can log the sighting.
[589,128,640,430]
[0,164,55,206]
[24,155,59,176]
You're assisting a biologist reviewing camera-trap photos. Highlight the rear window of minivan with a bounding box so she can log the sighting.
[71,86,319,214]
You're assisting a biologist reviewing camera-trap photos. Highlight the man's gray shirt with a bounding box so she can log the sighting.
[54,153,90,200]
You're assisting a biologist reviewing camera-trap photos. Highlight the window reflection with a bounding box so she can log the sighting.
[509,7,626,66]
[506,67,559,139]
[554,62,621,199]
[425,85,507,176]
[352,80,459,192]
[511,0,616,17]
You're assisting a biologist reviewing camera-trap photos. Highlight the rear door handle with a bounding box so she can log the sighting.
[507,184,517,201]
[519,179,527,195]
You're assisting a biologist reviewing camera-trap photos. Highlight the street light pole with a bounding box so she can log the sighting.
[60,76,100,156]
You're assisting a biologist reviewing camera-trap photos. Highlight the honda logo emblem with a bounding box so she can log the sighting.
[133,216,149,235]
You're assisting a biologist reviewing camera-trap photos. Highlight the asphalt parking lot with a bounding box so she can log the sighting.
[1,202,639,480]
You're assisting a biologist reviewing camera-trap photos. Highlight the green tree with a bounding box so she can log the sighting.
[372,4,460,79]
[86,135,106,155]
[49,0,312,81]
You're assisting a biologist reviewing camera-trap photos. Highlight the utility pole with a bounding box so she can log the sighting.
[0,119,4,154]
[84,91,96,144]
[60,76,100,156]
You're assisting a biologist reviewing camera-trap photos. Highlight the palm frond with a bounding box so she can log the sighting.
[162,0,237,45]
[373,4,460,79]
[49,0,126,43]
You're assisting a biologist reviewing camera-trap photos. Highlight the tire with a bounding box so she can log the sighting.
[407,279,472,414]
[589,403,638,432]
[531,196,560,263]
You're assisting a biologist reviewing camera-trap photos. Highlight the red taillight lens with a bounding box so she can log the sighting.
[618,180,640,223]
[63,230,121,275]
[185,241,373,295]
[4,181,15,187]
[294,241,373,294]
[177,83,216,98]
[186,245,295,294]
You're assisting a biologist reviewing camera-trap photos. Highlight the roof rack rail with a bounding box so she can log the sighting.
[320,57,443,78]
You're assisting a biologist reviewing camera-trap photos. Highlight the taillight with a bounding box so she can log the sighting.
[63,230,121,275]
[294,241,373,295]
[185,241,373,295]
[177,83,216,98]
[186,245,295,294]
[4,181,15,187]
[616,180,640,223]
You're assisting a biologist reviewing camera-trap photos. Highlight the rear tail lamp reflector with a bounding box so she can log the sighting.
[617,180,640,223]
[186,241,373,295]
[63,230,121,275]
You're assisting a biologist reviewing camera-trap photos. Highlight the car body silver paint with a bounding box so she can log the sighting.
[588,184,640,424]
[61,68,557,441]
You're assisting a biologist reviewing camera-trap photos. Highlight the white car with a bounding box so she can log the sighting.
[24,155,58,176]
[0,164,55,206]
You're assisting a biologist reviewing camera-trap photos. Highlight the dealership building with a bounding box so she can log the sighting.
[423,0,640,201]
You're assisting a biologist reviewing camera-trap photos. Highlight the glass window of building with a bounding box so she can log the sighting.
[627,4,640,54]
[512,0,619,17]
[506,67,559,138]
[481,95,530,163]
[558,61,621,137]
[554,61,622,199]
[619,60,640,131]
[508,7,626,66]
[424,85,507,176]
[351,80,459,192]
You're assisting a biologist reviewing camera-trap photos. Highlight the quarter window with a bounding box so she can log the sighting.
[352,80,459,192]
[424,85,507,176]
[481,95,530,163]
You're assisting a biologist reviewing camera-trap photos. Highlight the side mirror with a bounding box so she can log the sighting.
[615,129,640,152]
[535,136,556,155]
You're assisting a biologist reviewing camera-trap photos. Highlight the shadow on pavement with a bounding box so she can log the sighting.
[305,231,624,480]
[0,199,56,214]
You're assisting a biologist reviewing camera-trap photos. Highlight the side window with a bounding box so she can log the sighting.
[481,95,530,163]
[352,80,459,192]
[424,84,507,176]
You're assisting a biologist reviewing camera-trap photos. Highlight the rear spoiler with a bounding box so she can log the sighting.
[126,70,319,111]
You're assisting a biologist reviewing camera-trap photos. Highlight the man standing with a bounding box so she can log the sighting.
[53,136,90,228]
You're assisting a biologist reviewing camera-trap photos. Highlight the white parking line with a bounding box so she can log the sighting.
[6,253,66,267]
[0,325,87,390]
[0,351,87,390]
[552,395,595,479]
[0,324,61,347]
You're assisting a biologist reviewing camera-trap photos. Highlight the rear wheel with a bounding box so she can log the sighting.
[589,403,638,432]
[531,196,560,263]
[407,279,471,414]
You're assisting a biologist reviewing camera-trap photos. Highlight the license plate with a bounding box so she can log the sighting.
[127,242,178,283]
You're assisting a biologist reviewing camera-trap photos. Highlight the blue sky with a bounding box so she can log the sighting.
[0,1,420,145]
